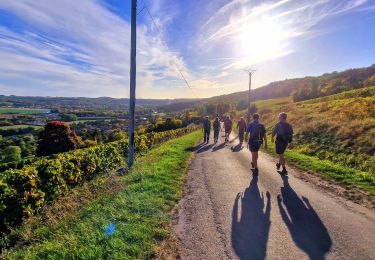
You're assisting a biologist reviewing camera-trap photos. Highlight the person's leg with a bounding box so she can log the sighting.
[252,152,259,168]
[280,154,286,169]
[207,130,210,143]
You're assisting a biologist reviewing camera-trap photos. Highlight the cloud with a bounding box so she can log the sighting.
[0,0,189,98]
[185,0,373,96]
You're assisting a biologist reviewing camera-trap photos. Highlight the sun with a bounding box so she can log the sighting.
[239,16,287,63]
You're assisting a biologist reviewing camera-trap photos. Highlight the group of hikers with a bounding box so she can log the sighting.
[202,112,293,174]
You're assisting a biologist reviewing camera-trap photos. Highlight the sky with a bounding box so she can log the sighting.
[0,0,374,99]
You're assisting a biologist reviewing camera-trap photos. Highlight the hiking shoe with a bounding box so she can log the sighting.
[276,163,281,170]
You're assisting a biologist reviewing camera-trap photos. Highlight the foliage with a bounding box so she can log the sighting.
[36,121,82,156]
[152,118,183,132]
[0,126,199,242]
[3,131,202,259]
[248,86,375,175]
[0,146,21,164]
[60,113,77,122]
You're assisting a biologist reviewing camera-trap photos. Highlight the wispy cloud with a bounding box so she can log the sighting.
[195,0,372,72]
[0,0,189,98]
[0,0,374,98]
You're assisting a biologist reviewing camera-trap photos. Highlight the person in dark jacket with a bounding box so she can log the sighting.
[203,116,211,143]
[213,117,221,143]
[271,112,293,175]
[245,113,267,172]
[223,116,233,142]
[237,117,247,145]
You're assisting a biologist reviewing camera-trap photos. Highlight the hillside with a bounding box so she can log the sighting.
[208,64,375,104]
[250,86,375,175]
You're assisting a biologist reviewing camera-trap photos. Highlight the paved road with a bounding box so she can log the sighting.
[174,133,375,260]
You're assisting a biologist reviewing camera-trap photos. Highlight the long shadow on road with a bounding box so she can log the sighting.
[278,174,332,260]
[232,172,271,260]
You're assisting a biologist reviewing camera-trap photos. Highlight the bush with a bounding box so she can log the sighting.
[37,121,82,156]
[0,126,199,239]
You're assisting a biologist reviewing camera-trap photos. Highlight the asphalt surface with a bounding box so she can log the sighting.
[174,132,375,260]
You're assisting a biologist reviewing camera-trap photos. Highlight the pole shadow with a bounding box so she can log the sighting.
[277,175,332,260]
[232,172,271,260]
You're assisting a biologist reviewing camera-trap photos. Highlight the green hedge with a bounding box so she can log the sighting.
[0,126,199,236]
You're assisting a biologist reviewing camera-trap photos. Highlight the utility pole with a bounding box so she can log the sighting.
[128,0,137,167]
[245,69,255,123]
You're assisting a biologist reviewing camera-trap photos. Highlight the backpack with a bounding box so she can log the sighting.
[277,122,293,143]
[249,123,266,144]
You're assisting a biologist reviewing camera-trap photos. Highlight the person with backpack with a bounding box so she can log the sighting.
[203,116,211,143]
[271,112,293,175]
[237,117,247,146]
[213,116,221,143]
[245,113,267,172]
[223,116,233,142]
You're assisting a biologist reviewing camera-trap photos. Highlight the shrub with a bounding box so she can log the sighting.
[36,121,82,156]
[0,126,199,239]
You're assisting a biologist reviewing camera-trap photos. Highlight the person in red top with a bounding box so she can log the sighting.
[223,116,233,142]
[237,117,247,145]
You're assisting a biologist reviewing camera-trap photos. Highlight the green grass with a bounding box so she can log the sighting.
[4,131,202,259]
[264,137,375,196]
[0,108,49,115]
[0,125,42,130]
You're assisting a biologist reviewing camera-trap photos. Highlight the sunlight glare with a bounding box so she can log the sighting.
[239,16,287,63]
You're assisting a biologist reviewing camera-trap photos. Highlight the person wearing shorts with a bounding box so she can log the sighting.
[245,113,267,172]
[272,112,293,175]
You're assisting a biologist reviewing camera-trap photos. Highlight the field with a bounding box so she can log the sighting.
[0,108,49,115]
[4,131,202,259]
[0,125,42,130]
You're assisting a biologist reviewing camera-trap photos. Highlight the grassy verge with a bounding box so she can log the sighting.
[4,131,202,259]
[264,138,375,197]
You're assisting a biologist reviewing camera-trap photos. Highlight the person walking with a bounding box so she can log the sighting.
[223,116,233,142]
[203,116,211,144]
[237,117,247,146]
[213,116,221,143]
[271,112,293,175]
[245,113,267,172]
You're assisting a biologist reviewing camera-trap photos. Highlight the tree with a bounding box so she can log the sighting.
[217,102,231,115]
[61,114,77,122]
[37,121,82,156]
[205,103,217,115]
[236,100,248,111]
[1,146,21,163]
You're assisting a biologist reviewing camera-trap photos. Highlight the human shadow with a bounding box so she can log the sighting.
[232,172,271,260]
[212,142,226,152]
[196,143,215,153]
[185,141,205,152]
[277,175,332,260]
[231,143,243,152]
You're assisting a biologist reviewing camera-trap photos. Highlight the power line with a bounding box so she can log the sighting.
[139,0,199,99]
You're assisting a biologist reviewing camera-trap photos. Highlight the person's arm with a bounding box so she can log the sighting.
[271,127,276,143]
